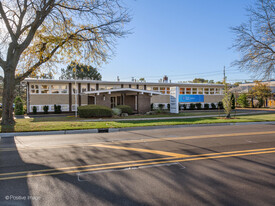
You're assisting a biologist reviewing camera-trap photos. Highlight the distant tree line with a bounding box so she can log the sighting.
[60,62,102,80]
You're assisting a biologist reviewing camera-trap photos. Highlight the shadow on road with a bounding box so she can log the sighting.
[0,133,275,205]
[0,136,32,206]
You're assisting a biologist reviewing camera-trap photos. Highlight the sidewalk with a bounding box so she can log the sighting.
[1,121,275,138]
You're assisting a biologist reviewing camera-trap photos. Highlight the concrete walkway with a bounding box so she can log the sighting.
[1,121,275,138]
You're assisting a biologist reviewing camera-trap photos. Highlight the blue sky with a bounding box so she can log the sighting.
[99,0,256,83]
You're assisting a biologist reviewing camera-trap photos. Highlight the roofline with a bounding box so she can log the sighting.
[22,78,224,87]
[83,88,162,95]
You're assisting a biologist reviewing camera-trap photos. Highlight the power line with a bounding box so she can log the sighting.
[119,68,241,81]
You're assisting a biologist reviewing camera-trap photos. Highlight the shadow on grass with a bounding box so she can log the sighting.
[1,124,15,133]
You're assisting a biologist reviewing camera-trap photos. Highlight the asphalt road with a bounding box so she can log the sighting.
[0,123,275,206]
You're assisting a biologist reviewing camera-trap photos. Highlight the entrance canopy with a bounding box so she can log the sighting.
[83,88,162,95]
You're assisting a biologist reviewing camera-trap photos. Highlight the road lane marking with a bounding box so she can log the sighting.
[1,130,275,152]
[92,144,187,157]
[1,147,275,177]
[0,157,174,176]
[1,148,275,181]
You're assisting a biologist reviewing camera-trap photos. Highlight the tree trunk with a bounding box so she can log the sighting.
[1,70,16,126]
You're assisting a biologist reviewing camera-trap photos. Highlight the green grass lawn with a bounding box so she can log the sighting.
[62,110,245,120]
[31,111,227,122]
[1,113,274,133]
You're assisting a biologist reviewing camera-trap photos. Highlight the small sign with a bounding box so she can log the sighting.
[170,87,179,113]
[179,95,204,103]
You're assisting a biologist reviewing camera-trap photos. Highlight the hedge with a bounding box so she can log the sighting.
[54,104,62,114]
[195,103,202,110]
[190,103,195,110]
[115,105,133,114]
[14,96,24,115]
[78,105,113,118]
[204,103,210,110]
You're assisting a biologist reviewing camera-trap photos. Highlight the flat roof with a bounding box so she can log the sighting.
[83,88,162,95]
[23,78,224,87]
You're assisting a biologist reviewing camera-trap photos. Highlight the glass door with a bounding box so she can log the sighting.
[111,97,116,108]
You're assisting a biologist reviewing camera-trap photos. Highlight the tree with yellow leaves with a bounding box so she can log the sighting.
[0,0,131,126]
[248,81,272,108]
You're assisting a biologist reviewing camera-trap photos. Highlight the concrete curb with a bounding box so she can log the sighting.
[0,121,274,138]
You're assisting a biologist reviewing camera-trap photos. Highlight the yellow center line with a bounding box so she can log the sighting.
[0,157,174,176]
[0,147,275,178]
[92,144,186,157]
[0,149,275,181]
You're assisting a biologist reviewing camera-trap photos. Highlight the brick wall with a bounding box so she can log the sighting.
[30,94,69,104]
[137,94,151,114]
[124,95,135,111]
[95,94,111,108]
[204,95,224,103]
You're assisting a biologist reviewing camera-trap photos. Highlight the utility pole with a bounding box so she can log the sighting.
[223,66,226,83]
[74,66,77,118]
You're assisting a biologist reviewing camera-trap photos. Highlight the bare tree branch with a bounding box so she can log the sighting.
[0,1,17,42]
[231,0,275,79]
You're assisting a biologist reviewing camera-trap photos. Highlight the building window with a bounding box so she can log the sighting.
[99,85,106,90]
[90,84,96,91]
[138,85,144,90]
[160,87,165,94]
[61,105,69,111]
[146,86,152,90]
[41,85,49,93]
[72,85,78,94]
[106,85,121,89]
[180,88,185,94]
[60,85,68,93]
[153,87,159,91]
[215,88,220,94]
[204,88,209,94]
[198,88,203,94]
[192,88,197,94]
[72,105,78,111]
[210,88,215,94]
[30,85,39,94]
[81,84,87,93]
[186,88,191,94]
[166,87,170,94]
[51,85,59,93]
